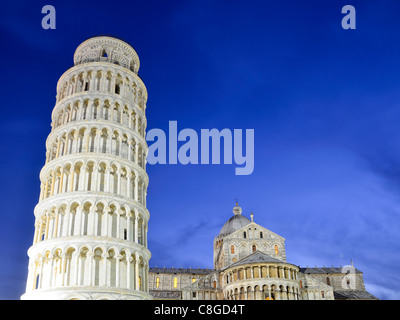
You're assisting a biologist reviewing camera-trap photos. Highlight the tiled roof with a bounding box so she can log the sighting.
[224,251,284,270]
[334,290,379,300]
[299,267,362,274]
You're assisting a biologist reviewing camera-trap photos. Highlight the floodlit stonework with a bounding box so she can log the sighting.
[149,203,378,300]
[21,35,378,301]
[21,36,151,300]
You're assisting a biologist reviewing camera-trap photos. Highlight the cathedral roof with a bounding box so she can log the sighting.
[299,266,362,274]
[218,213,251,237]
[224,251,284,270]
[149,267,213,275]
[217,203,251,237]
[333,290,379,300]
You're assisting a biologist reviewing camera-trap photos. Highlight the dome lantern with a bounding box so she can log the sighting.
[233,202,242,215]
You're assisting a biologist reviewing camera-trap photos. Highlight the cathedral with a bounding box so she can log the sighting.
[148,203,378,300]
[21,36,377,300]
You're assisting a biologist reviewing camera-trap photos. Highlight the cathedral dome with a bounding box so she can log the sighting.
[218,203,250,237]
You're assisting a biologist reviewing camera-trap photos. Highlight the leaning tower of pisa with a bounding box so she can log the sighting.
[21,36,151,300]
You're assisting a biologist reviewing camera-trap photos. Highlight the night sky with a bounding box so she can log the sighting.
[1,0,400,299]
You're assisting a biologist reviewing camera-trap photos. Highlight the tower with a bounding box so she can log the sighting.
[21,36,151,300]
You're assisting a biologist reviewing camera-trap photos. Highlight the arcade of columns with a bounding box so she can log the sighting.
[222,263,300,300]
[22,36,151,300]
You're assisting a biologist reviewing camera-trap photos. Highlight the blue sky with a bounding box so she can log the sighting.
[1,0,400,299]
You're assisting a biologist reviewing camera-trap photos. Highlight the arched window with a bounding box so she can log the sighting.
[156,277,160,288]
[243,232,246,238]
[213,281,217,289]
[231,245,235,254]
[115,84,120,95]
[260,231,263,238]
[192,277,196,283]
[275,245,279,255]
[299,281,303,288]
[173,277,178,288]
[101,49,108,57]
[252,245,257,252]
[326,277,330,285]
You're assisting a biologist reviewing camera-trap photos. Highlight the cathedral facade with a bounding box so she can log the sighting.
[149,203,378,300]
